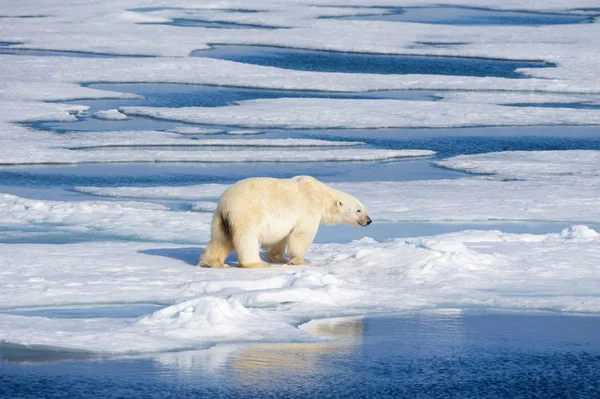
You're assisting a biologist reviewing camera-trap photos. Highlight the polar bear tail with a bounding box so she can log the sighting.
[198,210,234,268]
[217,211,234,239]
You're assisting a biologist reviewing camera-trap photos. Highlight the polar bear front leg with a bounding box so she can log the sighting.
[286,217,319,266]
[234,230,269,268]
[264,238,288,264]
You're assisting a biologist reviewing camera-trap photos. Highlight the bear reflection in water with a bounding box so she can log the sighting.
[231,317,364,383]
[199,176,371,269]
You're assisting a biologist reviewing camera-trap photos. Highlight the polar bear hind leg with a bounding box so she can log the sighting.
[286,217,319,265]
[264,238,288,264]
[199,211,234,268]
[234,229,269,268]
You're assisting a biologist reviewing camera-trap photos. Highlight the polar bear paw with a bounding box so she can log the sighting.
[287,257,308,266]
[239,261,270,269]
[265,253,288,264]
[198,260,230,268]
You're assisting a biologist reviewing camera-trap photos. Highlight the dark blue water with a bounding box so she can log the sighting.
[76,83,436,110]
[332,6,594,25]
[1,312,599,399]
[508,102,600,110]
[0,158,464,192]
[335,134,600,158]
[414,41,469,48]
[192,45,553,78]
[129,7,261,13]
[141,18,278,30]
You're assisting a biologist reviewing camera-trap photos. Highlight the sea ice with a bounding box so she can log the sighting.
[0,125,430,164]
[120,98,600,129]
[1,0,600,356]
[168,127,226,135]
[94,109,128,120]
[0,194,213,243]
[0,226,599,353]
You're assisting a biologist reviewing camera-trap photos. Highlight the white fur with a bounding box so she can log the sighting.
[199,176,371,268]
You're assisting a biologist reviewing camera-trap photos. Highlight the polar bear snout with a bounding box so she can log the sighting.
[359,215,372,227]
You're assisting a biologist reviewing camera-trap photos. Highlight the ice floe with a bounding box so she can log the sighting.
[0,127,424,164]
[69,136,365,149]
[168,127,226,135]
[2,147,432,165]
[1,226,599,353]
[121,98,600,129]
[94,109,128,120]
[436,150,600,180]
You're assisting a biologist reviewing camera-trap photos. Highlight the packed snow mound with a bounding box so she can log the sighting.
[561,225,600,240]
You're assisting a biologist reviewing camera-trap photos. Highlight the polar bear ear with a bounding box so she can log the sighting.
[338,201,343,208]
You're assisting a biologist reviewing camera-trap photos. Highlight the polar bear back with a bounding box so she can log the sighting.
[217,176,326,245]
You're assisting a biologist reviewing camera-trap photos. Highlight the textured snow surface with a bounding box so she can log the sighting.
[121,98,600,129]
[0,227,599,353]
[0,194,213,243]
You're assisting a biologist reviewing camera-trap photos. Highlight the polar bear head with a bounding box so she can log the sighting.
[325,189,372,227]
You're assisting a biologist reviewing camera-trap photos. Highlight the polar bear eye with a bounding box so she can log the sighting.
[357,210,361,213]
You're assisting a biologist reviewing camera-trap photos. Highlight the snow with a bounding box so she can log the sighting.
[167,127,265,135]
[94,109,128,120]
[168,127,226,135]
[121,98,600,129]
[435,150,600,180]
[1,226,599,353]
[191,202,218,212]
[227,129,263,135]
[0,194,213,243]
[75,184,228,201]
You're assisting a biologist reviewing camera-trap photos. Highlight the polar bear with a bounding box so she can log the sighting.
[199,176,372,268]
